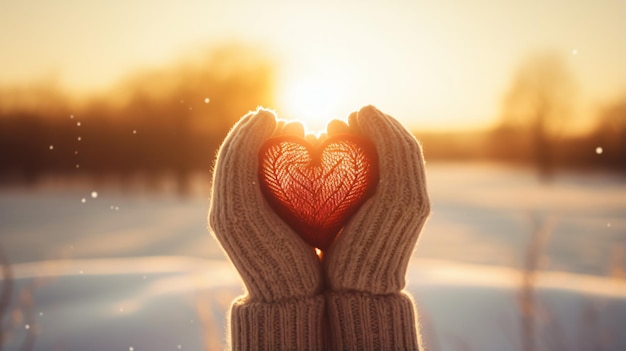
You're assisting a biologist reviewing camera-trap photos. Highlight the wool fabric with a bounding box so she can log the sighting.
[209,109,325,350]
[323,105,430,350]
[209,106,430,350]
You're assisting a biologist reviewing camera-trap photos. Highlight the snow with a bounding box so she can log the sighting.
[0,163,624,350]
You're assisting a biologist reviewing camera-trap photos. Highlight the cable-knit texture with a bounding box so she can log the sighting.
[326,292,419,351]
[209,106,429,350]
[208,108,324,350]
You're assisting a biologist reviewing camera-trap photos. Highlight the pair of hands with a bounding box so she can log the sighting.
[209,105,430,303]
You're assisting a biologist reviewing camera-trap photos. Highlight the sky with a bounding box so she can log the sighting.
[1,0,625,131]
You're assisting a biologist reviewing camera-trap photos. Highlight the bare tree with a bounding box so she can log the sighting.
[498,52,576,181]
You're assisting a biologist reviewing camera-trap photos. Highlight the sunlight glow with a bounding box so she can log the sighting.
[0,1,623,132]
[278,67,351,133]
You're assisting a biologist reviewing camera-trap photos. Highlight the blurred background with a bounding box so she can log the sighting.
[0,0,625,350]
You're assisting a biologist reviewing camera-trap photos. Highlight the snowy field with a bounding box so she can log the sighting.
[1,163,625,351]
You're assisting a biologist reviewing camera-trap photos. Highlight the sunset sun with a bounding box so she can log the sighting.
[277,67,352,133]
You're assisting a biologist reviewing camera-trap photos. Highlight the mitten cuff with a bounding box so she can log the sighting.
[230,295,325,351]
[326,292,420,351]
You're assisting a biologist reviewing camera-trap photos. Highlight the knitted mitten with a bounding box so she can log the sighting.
[323,105,431,351]
[208,109,325,351]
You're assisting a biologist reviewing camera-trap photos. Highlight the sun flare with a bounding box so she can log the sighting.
[277,68,352,133]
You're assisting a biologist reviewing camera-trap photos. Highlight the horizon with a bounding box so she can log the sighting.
[1,0,625,132]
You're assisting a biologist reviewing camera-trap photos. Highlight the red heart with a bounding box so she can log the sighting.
[258,134,379,250]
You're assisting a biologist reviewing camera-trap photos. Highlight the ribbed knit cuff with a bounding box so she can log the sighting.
[326,292,419,351]
[230,295,326,351]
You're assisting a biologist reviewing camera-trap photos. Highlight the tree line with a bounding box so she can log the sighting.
[419,52,626,180]
[0,48,624,191]
[0,45,275,192]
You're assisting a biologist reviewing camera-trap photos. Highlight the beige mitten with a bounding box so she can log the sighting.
[324,105,431,351]
[208,108,325,351]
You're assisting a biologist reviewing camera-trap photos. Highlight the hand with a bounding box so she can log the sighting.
[208,109,323,303]
[209,106,429,350]
[324,105,431,293]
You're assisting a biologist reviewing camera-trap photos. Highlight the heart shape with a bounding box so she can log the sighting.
[258,134,379,250]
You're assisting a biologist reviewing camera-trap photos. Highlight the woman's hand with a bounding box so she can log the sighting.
[209,109,323,301]
[208,108,325,350]
[324,105,430,293]
[209,105,429,350]
[323,105,430,351]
